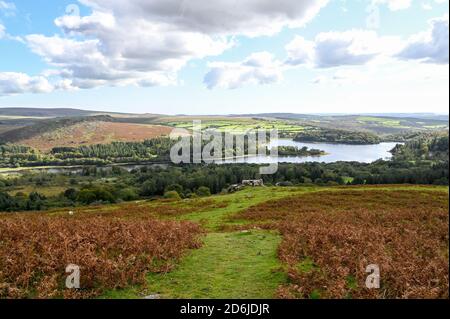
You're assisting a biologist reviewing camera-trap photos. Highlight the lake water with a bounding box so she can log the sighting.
[222,140,401,164]
[1,141,401,175]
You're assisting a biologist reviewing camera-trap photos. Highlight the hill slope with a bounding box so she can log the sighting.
[0,115,173,150]
[0,107,101,118]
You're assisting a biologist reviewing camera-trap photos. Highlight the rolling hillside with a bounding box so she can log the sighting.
[1,185,447,299]
[0,115,173,151]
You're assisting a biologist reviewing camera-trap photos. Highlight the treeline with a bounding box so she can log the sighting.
[0,138,176,168]
[1,157,448,212]
[294,128,381,144]
[0,134,271,168]
[275,146,326,157]
[391,132,448,162]
[0,191,48,212]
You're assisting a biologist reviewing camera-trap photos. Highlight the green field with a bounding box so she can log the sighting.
[162,118,306,134]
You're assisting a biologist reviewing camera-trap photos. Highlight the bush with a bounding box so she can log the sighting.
[164,191,181,200]
[76,190,98,204]
[76,187,115,204]
[140,180,157,197]
[195,186,211,197]
[118,188,139,201]
[277,181,294,187]
[64,188,79,201]
[0,191,15,212]
[165,184,183,195]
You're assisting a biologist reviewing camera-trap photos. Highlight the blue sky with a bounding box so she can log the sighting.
[0,0,448,114]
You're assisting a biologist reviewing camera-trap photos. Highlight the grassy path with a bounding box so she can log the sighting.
[103,188,303,299]
[145,231,286,298]
[103,185,448,299]
[103,230,286,299]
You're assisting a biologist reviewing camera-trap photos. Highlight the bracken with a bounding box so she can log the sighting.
[0,213,203,299]
[236,190,449,299]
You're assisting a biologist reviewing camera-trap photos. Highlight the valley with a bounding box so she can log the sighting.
[0,108,448,300]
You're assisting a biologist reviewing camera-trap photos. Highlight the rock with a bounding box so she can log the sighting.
[144,294,161,299]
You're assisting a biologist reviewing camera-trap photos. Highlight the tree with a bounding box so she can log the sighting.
[0,191,15,211]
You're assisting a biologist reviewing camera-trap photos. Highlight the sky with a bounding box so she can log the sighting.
[0,0,448,115]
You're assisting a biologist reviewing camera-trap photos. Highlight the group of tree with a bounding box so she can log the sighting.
[294,128,381,144]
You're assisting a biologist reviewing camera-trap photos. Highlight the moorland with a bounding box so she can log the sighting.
[0,107,448,299]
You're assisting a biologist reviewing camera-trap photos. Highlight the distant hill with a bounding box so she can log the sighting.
[0,107,101,118]
[0,107,167,119]
[229,112,449,122]
[360,113,449,121]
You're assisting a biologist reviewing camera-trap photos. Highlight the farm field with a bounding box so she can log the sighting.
[160,117,306,135]
[1,185,447,299]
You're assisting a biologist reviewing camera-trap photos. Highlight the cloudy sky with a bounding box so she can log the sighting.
[0,0,448,114]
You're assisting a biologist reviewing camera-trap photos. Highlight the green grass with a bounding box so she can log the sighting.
[97,185,448,299]
[173,186,318,230]
[104,230,287,299]
[357,116,402,127]
[7,185,66,197]
[297,257,318,273]
[164,119,305,134]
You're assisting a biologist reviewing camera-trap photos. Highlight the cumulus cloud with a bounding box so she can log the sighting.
[6,0,327,94]
[0,72,54,95]
[77,0,328,37]
[285,36,315,66]
[285,30,400,68]
[0,23,5,39]
[204,52,283,89]
[397,15,449,64]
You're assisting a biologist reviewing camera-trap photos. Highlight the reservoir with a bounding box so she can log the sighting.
[223,139,401,164]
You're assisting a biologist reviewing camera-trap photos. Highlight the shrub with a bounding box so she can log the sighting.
[195,186,211,197]
[64,188,79,201]
[118,188,139,201]
[235,189,449,299]
[164,191,181,200]
[165,184,183,195]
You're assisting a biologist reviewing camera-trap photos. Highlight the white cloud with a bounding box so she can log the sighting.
[285,36,315,66]
[0,72,54,95]
[285,30,401,68]
[0,0,15,17]
[204,52,283,89]
[373,0,447,11]
[11,0,327,93]
[0,23,5,39]
[77,0,328,37]
[0,1,15,11]
[397,15,449,64]
[205,13,447,90]
[373,0,412,11]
